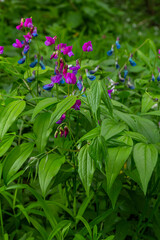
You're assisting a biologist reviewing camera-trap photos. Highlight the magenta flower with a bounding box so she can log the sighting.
[23,33,32,42]
[56,114,66,124]
[82,41,93,52]
[45,36,57,46]
[51,74,62,84]
[50,51,58,60]
[24,18,33,28]
[57,43,67,52]
[0,46,4,54]
[63,46,74,57]
[71,100,81,110]
[63,65,68,79]
[12,39,24,48]
[65,72,76,84]
[64,126,69,137]
[158,49,160,54]
[16,18,24,30]
[31,27,38,37]
[108,89,113,98]
[43,83,54,91]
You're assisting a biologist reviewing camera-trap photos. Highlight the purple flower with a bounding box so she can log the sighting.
[65,73,77,84]
[43,83,54,91]
[51,74,62,84]
[56,114,66,124]
[82,41,93,52]
[63,46,74,57]
[16,18,24,30]
[50,52,58,60]
[12,39,24,48]
[77,75,83,91]
[24,18,33,28]
[71,100,81,110]
[57,43,67,52]
[23,44,30,54]
[45,36,57,46]
[23,33,32,42]
[69,65,80,75]
[108,89,113,98]
[0,46,4,54]
[63,65,68,79]
[31,27,38,37]
[64,126,69,137]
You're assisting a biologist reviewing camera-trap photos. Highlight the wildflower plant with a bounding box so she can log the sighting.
[0,18,160,240]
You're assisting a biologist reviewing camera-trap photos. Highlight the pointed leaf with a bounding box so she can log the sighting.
[3,142,34,184]
[32,97,57,119]
[39,154,65,197]
[0,134,15,157]
[0,100,26,140]
[101,119,126,140]
[133,143,158,195]
[78,144,95,196]
[33,113,52,152]
[106,136,133,190]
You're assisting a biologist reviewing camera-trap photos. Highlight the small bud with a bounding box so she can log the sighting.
[64,126,69,137]
[54,130,59,138]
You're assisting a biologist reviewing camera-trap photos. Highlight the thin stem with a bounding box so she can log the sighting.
[119,38,150,73]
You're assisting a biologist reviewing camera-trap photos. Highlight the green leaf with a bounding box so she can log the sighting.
[101,81,113,115]
[89,136,106,170]
[149,39,157,55]
[114,110,136,130]
[137,50,152,69]
[29,217,48,240]
[0,100,26,140]
[73,234,86,240]
[78,126,101,143]
[39,154,65,197]
[141,110,160,116]
[125,131,147,143]
[86,80,101,118]
[106,179,122,208]
[0,134,15,157]
[76,215,92,238]
[3,142,34,184]
[76,191,94,224]
[48,220,71,240]
[78,144,95,196]
[32,97,57,119]
[101,119,126,140]
[49,95,77,127]
[133,116,160,144]
[33,113,52,152]
[24,66,54,79]
[133,143,158,195]
[141,93,155,113]
[106,136,133,190]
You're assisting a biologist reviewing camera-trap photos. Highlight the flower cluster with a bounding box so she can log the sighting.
[107,38,136,90]
[12,18,39,64]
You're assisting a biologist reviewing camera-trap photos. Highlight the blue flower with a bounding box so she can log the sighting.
[107,45,114,56]
[89,65,99,74]
[30,55,38,68]
[115,60,120,69]
[129,57,136,66]
[151,74,155,82]
[39,56,45,70]
[18,55,26,64]
[85,69,96,81]
[116,38,120,49]
[27,71,36,83]
[157,74,160,81]
[43,83,54,91]
[127,78,135,89]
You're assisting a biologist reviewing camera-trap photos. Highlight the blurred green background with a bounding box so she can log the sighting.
[1,0,160,60]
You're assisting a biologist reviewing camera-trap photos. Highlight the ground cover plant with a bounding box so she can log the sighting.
[0,15,160,240]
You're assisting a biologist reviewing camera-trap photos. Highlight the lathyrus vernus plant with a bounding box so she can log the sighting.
[0,18,160,240]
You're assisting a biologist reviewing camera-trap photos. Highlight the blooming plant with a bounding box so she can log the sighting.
[0,18,160,240]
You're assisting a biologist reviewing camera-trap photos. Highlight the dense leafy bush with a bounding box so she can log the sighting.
[0,12,160,240]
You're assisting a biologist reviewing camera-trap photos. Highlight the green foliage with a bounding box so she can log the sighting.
[0,1,160,239]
